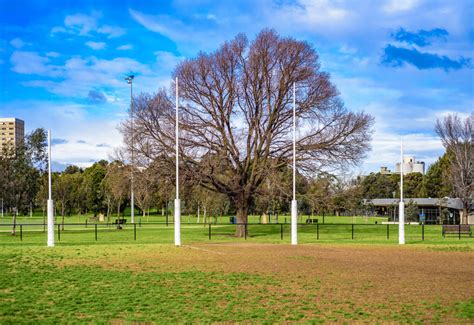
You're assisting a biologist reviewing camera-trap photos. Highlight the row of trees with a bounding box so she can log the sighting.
[3,149,459,222]
[0,114,470,227]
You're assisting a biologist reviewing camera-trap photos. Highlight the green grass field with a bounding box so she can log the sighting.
[1,212,473,323]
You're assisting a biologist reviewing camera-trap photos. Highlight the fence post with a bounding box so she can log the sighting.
[20,224,22,241]
[459,223,461,240]
[134,223,137,241]
[422,223,424,241]
[166,202,169,227]
[317,223,319,240]
[245,223,247,240]
[85,220,87,228]
[387,224,389,240]
[352,224,354,240]
[95,224,98,241]
[58,224,61,242]
[208,223,211,240]
[280,224,283,240]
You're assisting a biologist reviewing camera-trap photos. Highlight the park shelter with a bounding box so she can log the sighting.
[368,198,463,224]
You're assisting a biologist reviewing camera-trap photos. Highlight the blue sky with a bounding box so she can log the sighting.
[0,0,473,173]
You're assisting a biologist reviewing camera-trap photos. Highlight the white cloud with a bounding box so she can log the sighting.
[50,26,66,34]
[363,129,443,174]
[2,101,123,167]
[129,9,191,41]
[117,44,133,50]
[64,12,101,35]
[11,50,156,98]
[10,38,25,49]
[154,51,184,72]
[85,41,106,50]
[97,25,126,38]
[51,11,125,38]
[10,51,62,77]
[383,0,421,13]
[128,8,241,53]
[46,52,60,58]
[278,0,349,23]
[263,0,352,36]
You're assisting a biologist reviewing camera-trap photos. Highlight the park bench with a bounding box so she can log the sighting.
[442,225,471,237]
[113,219,126,229]
[306,218,318,224]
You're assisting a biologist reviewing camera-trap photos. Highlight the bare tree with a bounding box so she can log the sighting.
[435,113,473,224]
[134,167,156,220]
[122,30,373,236]
[103,161,130,221]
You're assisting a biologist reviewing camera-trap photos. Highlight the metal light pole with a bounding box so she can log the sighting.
[291,82,298,245]
[125,75,135,224]
[399,140,405,245]
[174,77,181,246]
[47,130,54,247]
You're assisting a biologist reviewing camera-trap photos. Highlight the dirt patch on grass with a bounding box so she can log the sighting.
[55,243,473,322]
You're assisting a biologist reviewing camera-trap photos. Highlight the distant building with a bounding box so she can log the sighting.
[379,167,392,174]
[368,198,462,224]
[395,156,425,175]
[0,118,25,149]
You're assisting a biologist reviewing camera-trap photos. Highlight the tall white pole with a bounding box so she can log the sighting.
[47,130,54,247]
[399,140,405,245]
[130,78,135,224]
[291,82,298,245]
[174,77,181,246]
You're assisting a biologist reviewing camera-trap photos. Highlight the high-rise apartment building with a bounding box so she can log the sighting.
[0,118,25,148]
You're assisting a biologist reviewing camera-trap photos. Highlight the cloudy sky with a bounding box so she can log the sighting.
[1,0,472,172]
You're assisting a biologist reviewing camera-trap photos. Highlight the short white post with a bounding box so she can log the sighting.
[291,200,297,245]
[291,82,298,245]
[47,130,55,247]
[399,140,405,245]
[174,199,181,246]
[174,77,181,246]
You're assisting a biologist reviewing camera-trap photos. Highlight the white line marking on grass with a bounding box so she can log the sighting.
[182,245,227,255]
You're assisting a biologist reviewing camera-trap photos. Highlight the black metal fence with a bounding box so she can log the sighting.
[0,222,472,244]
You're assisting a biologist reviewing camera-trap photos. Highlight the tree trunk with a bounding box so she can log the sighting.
[235,204,249,237]
[197,205,200,223]
[61,205,65,230]
[203,206,207,226]
[11,212,16,235]
[106,200,111,219]
[462,206,468,225]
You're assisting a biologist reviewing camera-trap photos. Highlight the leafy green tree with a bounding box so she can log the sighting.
[360,173,398,199]
[0,128,46,234]
[403,172,424,198]
[405,199,419,223]
[81,160,108,216]
[54,172,83,229]
[423,153,452,198]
